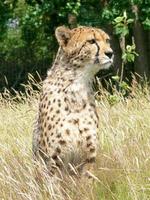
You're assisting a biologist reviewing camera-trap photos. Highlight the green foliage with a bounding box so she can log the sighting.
[107,94,120,106]
[113,12,134,36]
[101,0,150,31]
[107,75,131,106]
[122,44,139,63]
[0,0,149,91]
[112,11,139,86]
[0,28,24,61]
[0,0,14,39]
[140,0,150,29]
[142,17,150,29]
[59,0,81,17]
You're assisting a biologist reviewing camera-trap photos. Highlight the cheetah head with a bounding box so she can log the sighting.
[55,26,114,78]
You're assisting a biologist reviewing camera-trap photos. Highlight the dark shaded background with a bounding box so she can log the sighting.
[0,0,149,92]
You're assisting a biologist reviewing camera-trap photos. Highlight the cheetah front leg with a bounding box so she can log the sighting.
[82,133,98,179]
[83,153,96,179]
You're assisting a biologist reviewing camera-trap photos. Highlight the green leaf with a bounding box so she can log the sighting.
[121,26,129,36]
[119,81,130,90]
[112,76,120,81]
[127,18,134,24]
[114,16,124,23]
[142,18,150,30]
[126,45,132,52]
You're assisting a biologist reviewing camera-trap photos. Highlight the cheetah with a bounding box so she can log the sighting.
[33,26,113,176]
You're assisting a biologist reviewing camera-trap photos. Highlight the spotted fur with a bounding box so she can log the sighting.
[33,26,113,175]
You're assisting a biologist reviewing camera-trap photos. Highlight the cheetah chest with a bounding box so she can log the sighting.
[38,80,99,162]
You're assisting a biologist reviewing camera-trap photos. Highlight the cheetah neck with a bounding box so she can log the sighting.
[47,48,96,101]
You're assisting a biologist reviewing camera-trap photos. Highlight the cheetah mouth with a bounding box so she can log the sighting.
[102,60,112,65]
[101,61,113,69]
[94,60,112,68]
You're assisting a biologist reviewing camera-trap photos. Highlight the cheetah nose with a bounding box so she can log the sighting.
[105,51,113,59]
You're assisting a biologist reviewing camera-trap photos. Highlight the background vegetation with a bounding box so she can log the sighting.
[0,0,150,92]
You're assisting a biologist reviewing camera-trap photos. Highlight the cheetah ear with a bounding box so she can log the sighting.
[55,26,71,47]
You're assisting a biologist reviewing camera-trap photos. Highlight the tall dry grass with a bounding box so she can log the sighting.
[0,76,150,200]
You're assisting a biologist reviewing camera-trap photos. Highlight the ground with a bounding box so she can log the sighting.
[0,82,150,200]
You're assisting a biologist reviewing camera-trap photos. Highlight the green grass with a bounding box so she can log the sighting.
[0,83,150,200]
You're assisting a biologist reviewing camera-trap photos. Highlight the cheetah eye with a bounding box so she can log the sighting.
[87,39,96,44]
[106,39,110,44]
